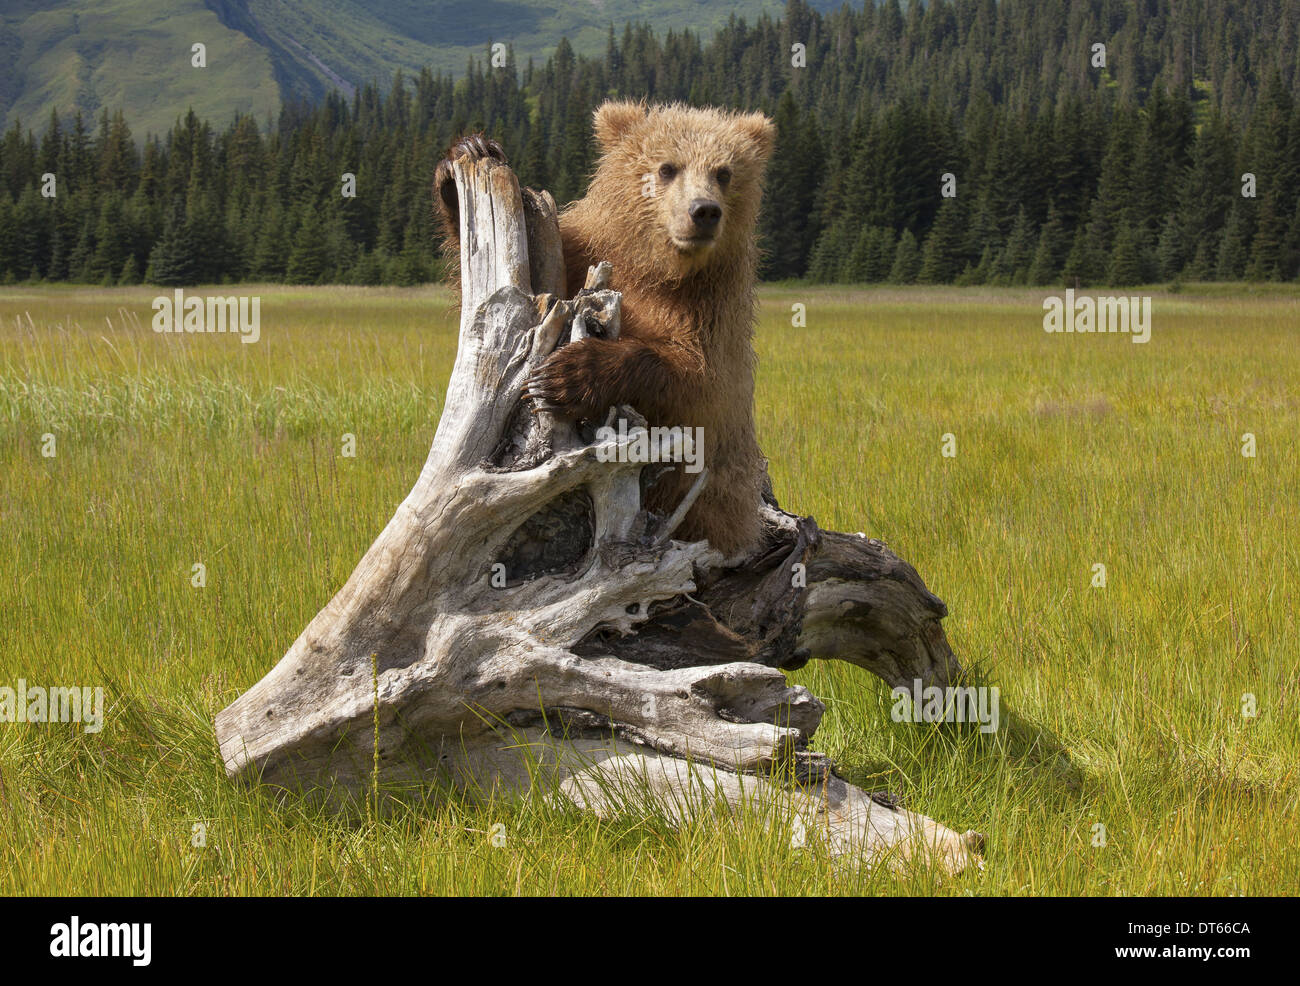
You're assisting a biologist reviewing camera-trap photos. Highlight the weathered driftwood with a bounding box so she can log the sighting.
[214,152,980,874]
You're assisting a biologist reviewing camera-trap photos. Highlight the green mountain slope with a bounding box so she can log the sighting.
[2,0,844,136]
[0,0,282,136]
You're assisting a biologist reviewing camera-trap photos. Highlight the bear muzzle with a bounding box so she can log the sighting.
[672,198,724,253]
[689,198,722,232]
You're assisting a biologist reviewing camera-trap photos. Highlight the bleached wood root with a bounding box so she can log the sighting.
[214,150,980,877]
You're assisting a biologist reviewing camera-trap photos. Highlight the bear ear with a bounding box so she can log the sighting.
[593,101,648,151]
[738,112,777,162]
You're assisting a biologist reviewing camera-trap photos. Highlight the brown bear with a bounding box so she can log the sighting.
[435,101,775,558]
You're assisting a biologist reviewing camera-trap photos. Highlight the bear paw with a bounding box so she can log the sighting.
[436,134,508,221]
[523,339,608,421]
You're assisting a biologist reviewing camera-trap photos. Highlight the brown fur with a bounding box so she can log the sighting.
[435,101,776,556]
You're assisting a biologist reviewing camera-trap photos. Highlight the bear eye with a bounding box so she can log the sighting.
[658,163,678,181]
[716,167,732,188]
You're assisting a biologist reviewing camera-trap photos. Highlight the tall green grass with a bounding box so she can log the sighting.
[1,283,1296,895]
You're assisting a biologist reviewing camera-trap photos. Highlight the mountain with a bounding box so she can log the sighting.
[0,0,844,137]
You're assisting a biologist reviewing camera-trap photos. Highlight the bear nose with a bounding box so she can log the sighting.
[689,198,722,232]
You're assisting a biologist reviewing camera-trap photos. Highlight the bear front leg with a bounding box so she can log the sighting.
[525,336,703,423]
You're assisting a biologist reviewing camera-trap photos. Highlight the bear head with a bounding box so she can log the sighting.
[578,100,776,283]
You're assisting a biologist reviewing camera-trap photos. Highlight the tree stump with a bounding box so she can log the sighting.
[214,153,982,875]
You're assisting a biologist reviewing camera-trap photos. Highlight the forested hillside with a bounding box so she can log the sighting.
[2,0,1299,287]
[0,0,832,138]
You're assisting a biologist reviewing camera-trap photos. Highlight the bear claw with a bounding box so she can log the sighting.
[524,358,590,419]
[436,134,509,217]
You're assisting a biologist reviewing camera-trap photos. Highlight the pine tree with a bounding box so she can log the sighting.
[1247,190,1285,281]
[1169,112,1235,276]
[918,198,963,283]
[1282,195,1300,282]
[993,207,1034,285]
[1106,224,1145,286]
[759,92,823,279]
[348,250,385,286]
[118,254,140,285]
[1060,225,1090,288]
[865,226,896,282]
[0,197,15,280]
[843,224,873,283]
[1154,212,1184,280]
[807,219,853,283]
[67,213,96,283]
[1027,202,1068,285]
[963,191,1002,268]
[1243,74,1298,281]
[286,209,333,284]
[91,194,131,284]
[39,108,62,177]
[1215,202,1251,280]
[518,126,549,193]
[394,219,431,285]
[1079,109,1141,284]
[956,245,994,286]
[147,201,202,286]
[889,229,921,284]
[12,186,49,279]
[252,200,290,281]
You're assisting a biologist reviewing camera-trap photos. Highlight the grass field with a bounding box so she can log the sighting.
[0,282,1296,895]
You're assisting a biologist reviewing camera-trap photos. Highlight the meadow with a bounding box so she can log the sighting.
[0,282,1296,895]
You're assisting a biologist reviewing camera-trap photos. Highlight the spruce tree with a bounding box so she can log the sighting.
[1154,213,1184,280]
[118,254,140,285]
[889,229,922,284]
[286,210,333,284]
[91,194,131,284]
[1215,202,1251,280]
[1027,202,1068,285]
[1060,225,1090,288]
[252,200,290,281]
[956,246,994,286]
[993,207,1034,285]
[1106,224,1145,286]
[759,92,822,280]
[0,198,15,280]
[918,198,963,283]
[865,226,896,282]
[147,203,202,287]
